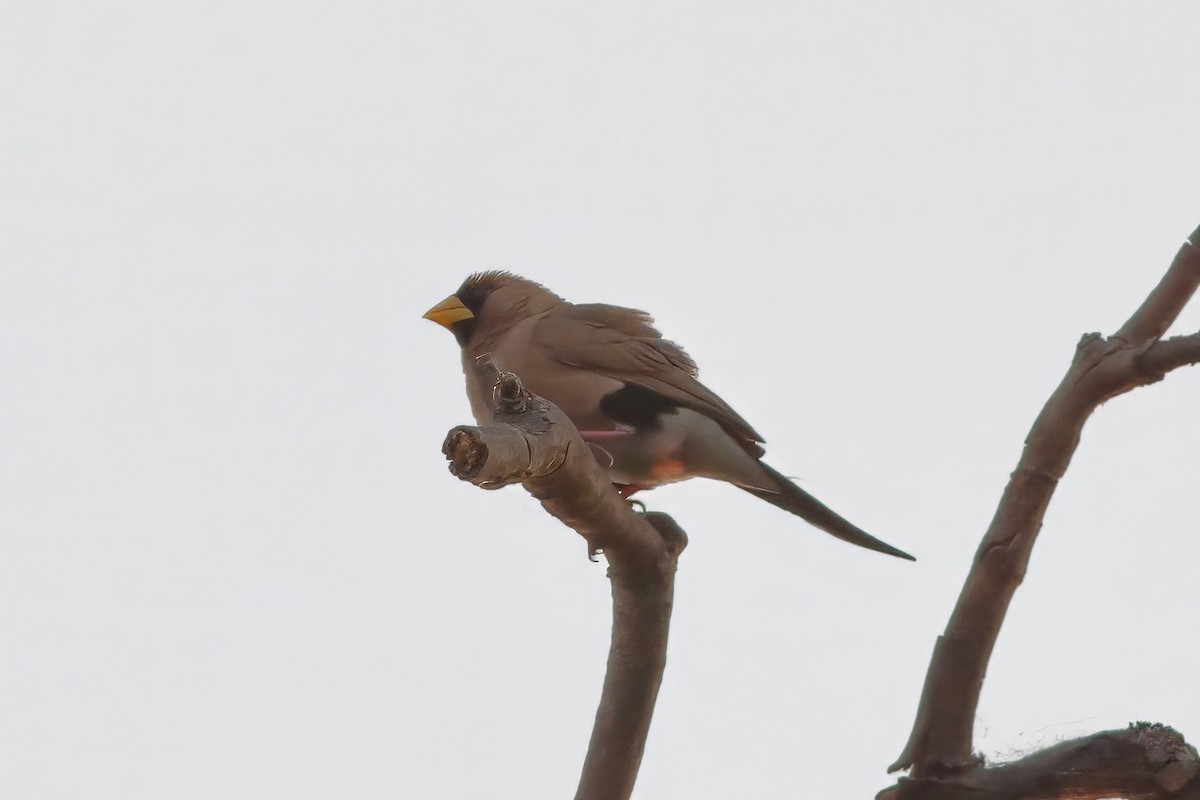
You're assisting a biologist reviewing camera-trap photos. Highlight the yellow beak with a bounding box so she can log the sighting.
[422,294,474,328]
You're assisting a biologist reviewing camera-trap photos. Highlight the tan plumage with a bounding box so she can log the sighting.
[425,271,914,560]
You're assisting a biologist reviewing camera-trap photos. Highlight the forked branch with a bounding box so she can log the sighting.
[885,224,1200,798]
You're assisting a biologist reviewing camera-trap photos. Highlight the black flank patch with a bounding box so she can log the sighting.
[599,384,679,430]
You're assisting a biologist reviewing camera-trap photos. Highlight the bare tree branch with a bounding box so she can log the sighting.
[889,224,1200,784]
[881,725,1200,800]
[441,367,686,800]
[1116,229,1200,342]
[578,511,685,800]
[1138,332,1200,377]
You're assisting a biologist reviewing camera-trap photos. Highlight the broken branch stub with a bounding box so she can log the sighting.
[438,367,687,800]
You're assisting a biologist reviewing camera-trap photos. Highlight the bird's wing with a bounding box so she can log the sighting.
[533,302,765,446]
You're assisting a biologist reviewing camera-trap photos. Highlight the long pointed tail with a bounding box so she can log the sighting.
[740,462,915,561]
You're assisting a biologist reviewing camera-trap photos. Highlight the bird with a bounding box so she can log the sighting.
[423,271,914,560]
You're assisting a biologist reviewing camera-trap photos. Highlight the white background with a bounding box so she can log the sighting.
[4,3,1199,798]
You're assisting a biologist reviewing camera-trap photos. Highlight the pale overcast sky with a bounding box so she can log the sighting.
[4,3,1200,798]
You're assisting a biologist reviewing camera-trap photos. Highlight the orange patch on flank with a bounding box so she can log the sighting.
[651,458,687,482]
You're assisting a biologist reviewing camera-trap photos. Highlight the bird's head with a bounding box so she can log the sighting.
[423,271,562,347]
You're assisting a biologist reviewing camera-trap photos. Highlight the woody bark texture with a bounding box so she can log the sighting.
[885,224,1200,798]
[441,367,687,800]
[883,725,1200,800]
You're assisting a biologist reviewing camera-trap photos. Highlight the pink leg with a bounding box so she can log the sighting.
[579,429,634,442]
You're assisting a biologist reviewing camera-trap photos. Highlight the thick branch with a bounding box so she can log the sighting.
[441,368,686,800]
[882,725,1200,800]
[442,369,676,565]
[578,513,686,800]
[891,224,1200,778]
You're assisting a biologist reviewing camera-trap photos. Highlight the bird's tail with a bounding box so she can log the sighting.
[740,462,915,561]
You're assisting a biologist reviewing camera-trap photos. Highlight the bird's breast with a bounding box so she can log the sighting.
[469,318,625,430]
